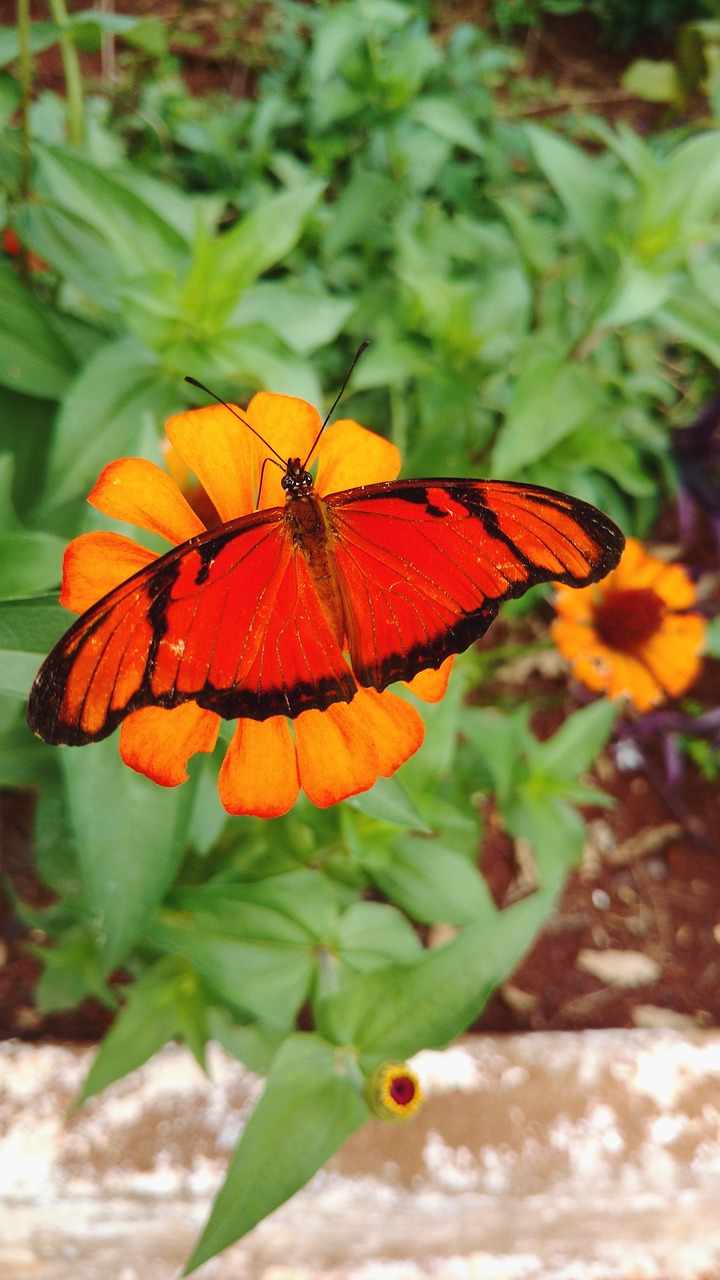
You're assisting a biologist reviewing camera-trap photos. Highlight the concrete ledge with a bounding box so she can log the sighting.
[2,1029,720,1278]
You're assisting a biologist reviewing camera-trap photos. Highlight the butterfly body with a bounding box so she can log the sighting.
[27,459,624,747]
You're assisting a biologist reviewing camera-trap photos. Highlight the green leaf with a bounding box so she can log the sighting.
[149,915,314,1028]
[658,285,720,368]
[184,1033,368,1274]
[359,834,495,925]
[206,1007,286,1075]
[0,530,64,599]
[62,738,190,971]
[34,924,111,1014]
[322,169,400,257]
[0,22,61,65]
[0,69,20,128]
[0,262,76,398]
[0,596,69,698]
[346,775,428,828]
[490,337,605,476]
[527,125,618,257]
[13,202,119,307]
[335,901,422,972]
[317,891,556,1060]
[505,790,587,885]
[0,595,68,651]
[37,337,175,515]
[173,870,343,938]
[36,147,191,279]
[77,956,199,1106]
[182,182,325,319]
[621,59,682,105]
[231,282,353,355]
[533,699,618,779]
[592,263,673,331]
[410,96,486,156]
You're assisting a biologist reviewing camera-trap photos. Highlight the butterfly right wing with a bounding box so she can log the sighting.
[27,509,357,746]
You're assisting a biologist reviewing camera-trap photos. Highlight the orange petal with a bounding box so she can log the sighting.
[89,458,205,544]
[294,699,379,808]
[294,687,422,808]
[166,404,267,523]
[650,562,698,611]
[245,392,323,510]
[405,656,454,703]
[552,582,598,623]
[219,715,300,818]
[610,538,697,608]
[570,645,662,711]
[640,614,705,699]
[610,538,656,592]
[352,686,425,776]
[60,531,158,612]
[550,616,597,661]
[315,418,401,495]
[119,703,220,786]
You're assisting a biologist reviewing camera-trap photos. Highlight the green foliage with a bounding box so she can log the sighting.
[491,0,708,50]
[623,18,720,116]
[1,0,718,1271]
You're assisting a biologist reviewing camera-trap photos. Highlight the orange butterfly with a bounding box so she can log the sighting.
[27,423,624,748]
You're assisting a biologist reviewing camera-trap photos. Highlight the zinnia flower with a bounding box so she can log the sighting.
[3,226,47,271]
[61,392,451,817]
[364,1062,423,1120]
[551,537,705,712]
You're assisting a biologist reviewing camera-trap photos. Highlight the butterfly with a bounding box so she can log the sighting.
[27,451,625,747]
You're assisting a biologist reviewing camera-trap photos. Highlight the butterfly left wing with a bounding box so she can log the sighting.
[27,508,357,746]
[327,478,624,691]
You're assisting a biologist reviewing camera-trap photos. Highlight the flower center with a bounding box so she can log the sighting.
[594,587,665,651]
[388,1074,416,1107]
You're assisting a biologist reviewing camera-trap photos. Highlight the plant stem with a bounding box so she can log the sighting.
[17,0,33,202]
[47,0,85,146]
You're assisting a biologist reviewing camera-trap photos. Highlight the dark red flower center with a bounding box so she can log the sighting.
[594,587,665,652]
[389,1074,416,1107]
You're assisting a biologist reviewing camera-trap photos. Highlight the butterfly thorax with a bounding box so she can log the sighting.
[282,458,346,648]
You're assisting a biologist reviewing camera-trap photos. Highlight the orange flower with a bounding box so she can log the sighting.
[2,226,47,272]
[551,537,705,712]
[61,393,451,817]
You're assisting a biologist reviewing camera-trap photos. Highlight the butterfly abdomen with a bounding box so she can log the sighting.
[286,487,346,650]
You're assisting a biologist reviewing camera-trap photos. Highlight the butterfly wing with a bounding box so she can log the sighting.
[327,478,625,690]
[27,508,356,746]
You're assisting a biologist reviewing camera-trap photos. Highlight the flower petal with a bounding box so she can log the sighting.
[352,686,425,775]
[119,703,220,786]
[649,562,698,611]
[610,538,697,608]
[552,582,598,623]
[570,644,663,710]
[315,418,401,494]
[639,614,705,699]
[166,404,266,523]
[246,392,324,510]
[89,458,205,544]
[294,699,380,807]
[60,531,158,613]
[405,657,454,703]
[219,715,300,817]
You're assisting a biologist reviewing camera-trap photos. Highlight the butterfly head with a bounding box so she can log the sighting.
[282,458,315,498]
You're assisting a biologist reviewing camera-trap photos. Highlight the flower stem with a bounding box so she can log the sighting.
[17,0,33,202]
[47,0,85,146]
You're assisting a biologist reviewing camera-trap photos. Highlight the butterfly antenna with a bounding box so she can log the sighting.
[302,341,370,469]
[184,376,286,467]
